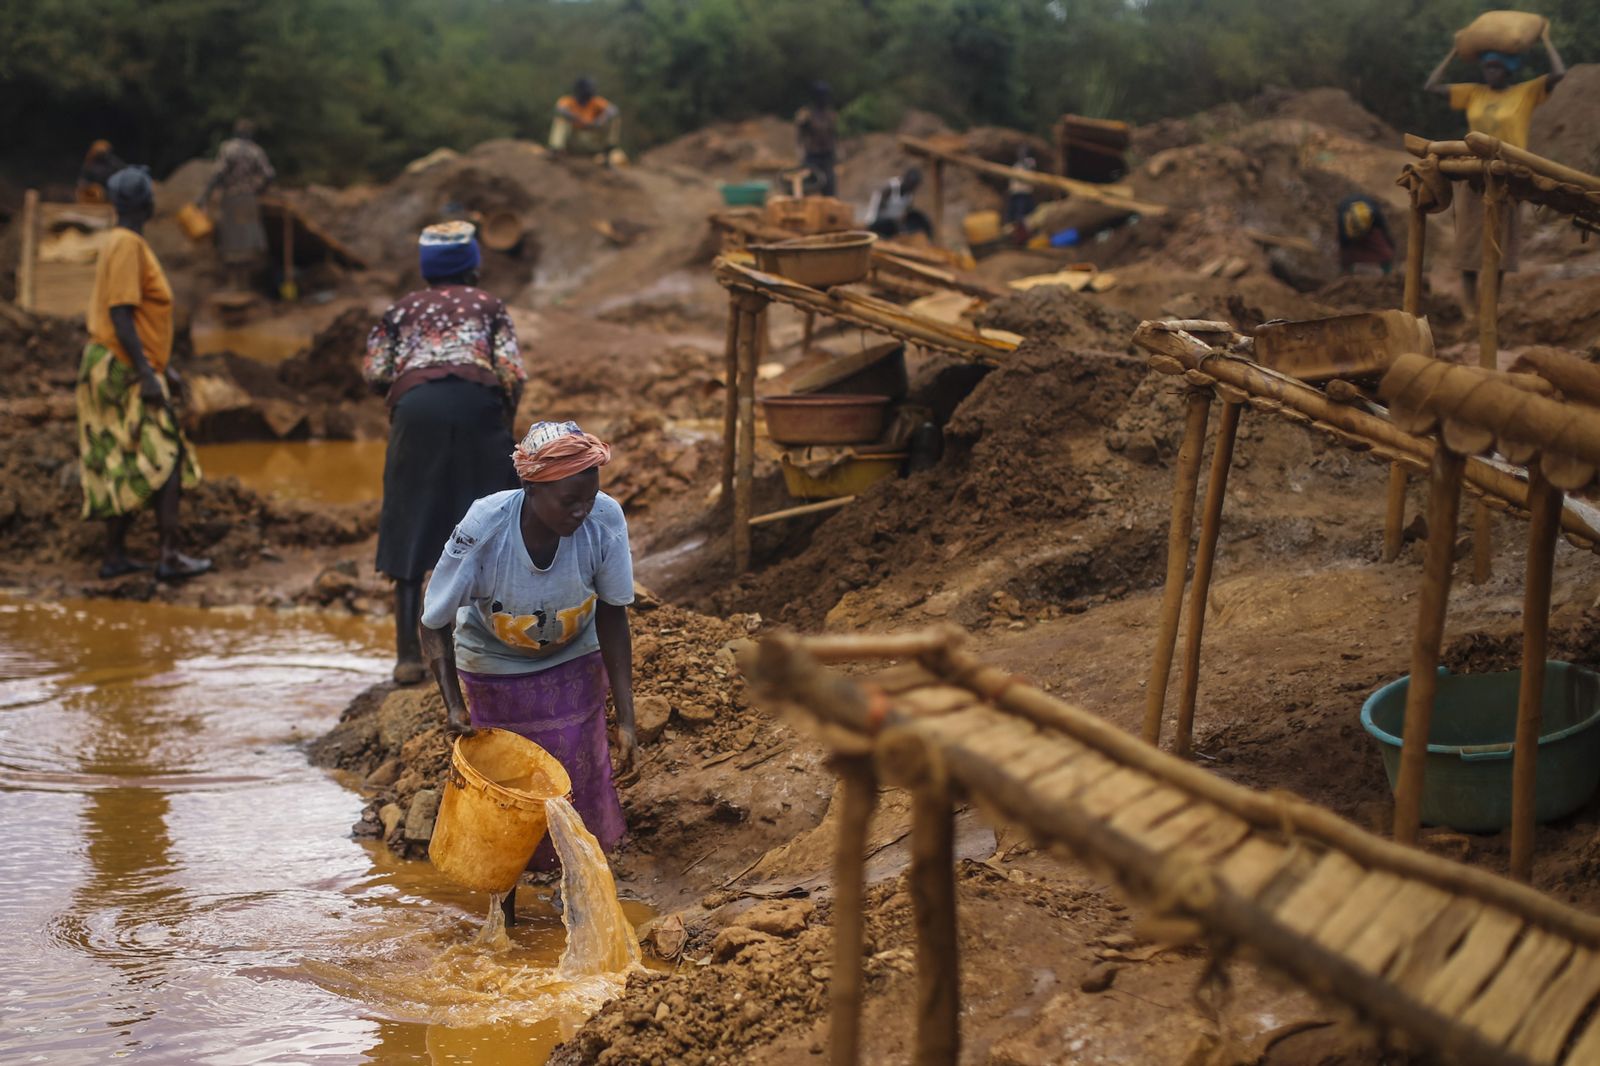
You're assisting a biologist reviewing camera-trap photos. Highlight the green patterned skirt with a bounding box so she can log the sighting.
[76,343,201,520]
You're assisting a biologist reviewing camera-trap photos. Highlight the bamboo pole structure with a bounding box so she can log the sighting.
[830,756,878,1066]
[1393,448,1467,846]
[1385,199,1428,561]
[1174,400,1243,758]
[1472,174,1504,584]
[742,631,1600,943]
[1133,323,1600,548]
[733,298,764,571]
[1142,389,1212,747]
[1465,132,1600,194]
[899,136,1167,216]
[902,739,960,1066]
[720,293,741,514]
[1510,466,1563,882]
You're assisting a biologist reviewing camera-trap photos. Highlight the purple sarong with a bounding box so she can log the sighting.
[458,651,626,872]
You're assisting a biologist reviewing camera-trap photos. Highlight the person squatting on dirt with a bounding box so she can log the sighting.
[420,420,636,924]
[77,167,211,583]
[194,119,276,291]
[866,166,932,239]
[1335,195,1395,275]
[364,221,527,685]
[1423,27,1566,309]
[549,77,621,161]
[794,80,839,197]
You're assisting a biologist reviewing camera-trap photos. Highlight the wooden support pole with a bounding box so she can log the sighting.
[282,208,295,299]
[733,300,764,572]
[1472,176,1504,585]
[1510,464,1563,882]
[1385,199,1427,561]
[1174,400,1242,758]
[720,293,741,516]
[930,160,945,244]
[1142,389,1212,747]
[830,756,878,1066]
[18,190,39,312]
[908,750,959,1066]
[802,311,816,355]
[749,495,856,527]
[1394,448,1466,846]
[1384,463,1410,562]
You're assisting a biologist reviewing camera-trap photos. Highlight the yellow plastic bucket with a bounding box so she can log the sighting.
[428,728,572,893]
[176,203,214,241]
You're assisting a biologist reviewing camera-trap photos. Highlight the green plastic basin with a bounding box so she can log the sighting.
[1361,662,1600,832]
[720,181,770,207]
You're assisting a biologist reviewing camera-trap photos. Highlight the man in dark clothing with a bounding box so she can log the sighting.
[795,81,839,197]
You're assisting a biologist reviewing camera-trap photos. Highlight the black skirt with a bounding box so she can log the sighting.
[376,377,518,581]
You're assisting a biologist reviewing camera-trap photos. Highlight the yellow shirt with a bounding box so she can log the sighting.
[87,227,173,373]
[1449,75,1549,149]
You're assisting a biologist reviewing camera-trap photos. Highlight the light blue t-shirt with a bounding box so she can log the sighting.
[421,489,634,675]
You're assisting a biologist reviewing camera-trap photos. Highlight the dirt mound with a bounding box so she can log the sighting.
[1500,273,1600,351]
[183,309,386,442]
[705,289,1152,629]
[1132,86,1401,159]
[1531,64,1600,173]
[1314,273,1465,333]
[0,306,84,398]
[298,139,721,310]
[312,600,759,855]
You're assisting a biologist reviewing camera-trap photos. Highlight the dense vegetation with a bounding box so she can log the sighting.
[2,0,1595,186]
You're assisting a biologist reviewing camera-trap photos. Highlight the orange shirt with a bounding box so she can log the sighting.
[1449,75,1549,150]
[556,94,615,128]
[88,228,174,372]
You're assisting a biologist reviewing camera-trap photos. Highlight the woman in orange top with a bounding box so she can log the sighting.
[76,167,210,581]
[1424,29,1566,309]
[549,76,620,158]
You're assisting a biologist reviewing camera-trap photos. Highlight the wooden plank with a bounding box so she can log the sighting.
[1030,750,1118,804]
[1313,870,1406,953]
[1078,766,1158,820]
[1459,928,1572,1043]
[956,720,1051,769]
[1004,737,1087,786]
[1557,978,1600,1066]
[1507,948,1600,1063]
[1389,897,1484,986]
[1164,806,1248,864]
[1344,878,1453,975]
[910,706,1013,748]
[897,684,987,717]
[1108,787,1190,836]
[1217,838,1291,900]
[1420,908,1524,1015]
[868,663,944,695]
[1275,851,1366,937]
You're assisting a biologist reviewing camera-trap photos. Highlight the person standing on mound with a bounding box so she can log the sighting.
[420,421,636,922]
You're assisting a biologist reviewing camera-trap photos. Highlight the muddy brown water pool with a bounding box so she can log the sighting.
[195,441,387,506]
[0,595,644,1064]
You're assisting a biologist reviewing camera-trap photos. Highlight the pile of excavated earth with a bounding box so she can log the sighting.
[6,81,1600,1063]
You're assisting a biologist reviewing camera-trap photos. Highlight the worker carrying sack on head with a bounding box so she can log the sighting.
[1422,13,1567,311]
[550,76,622,165]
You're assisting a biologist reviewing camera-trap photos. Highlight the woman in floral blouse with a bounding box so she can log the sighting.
[364,221,527,683]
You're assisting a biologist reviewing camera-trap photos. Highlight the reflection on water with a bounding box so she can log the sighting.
[195,440,387,506]
[0,597,636,1065]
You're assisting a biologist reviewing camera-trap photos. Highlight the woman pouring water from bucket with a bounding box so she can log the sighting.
[420,420,636,923]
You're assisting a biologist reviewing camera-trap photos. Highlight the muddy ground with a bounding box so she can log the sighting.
[6,83,1600,1063]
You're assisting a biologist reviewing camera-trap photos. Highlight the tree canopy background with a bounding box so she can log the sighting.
[2,0,1595,187]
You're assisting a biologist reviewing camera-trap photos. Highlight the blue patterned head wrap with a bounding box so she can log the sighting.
[418,220,481,281]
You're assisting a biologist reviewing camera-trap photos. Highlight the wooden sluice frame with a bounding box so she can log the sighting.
[1388,134,1600,584]
[740,628,1600,1066]
[1380,353,1600,879]
[714,257,1016,572]
[1132,320,1600,882]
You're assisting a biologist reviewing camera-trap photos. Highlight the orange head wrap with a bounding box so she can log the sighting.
[511,420,612,483]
